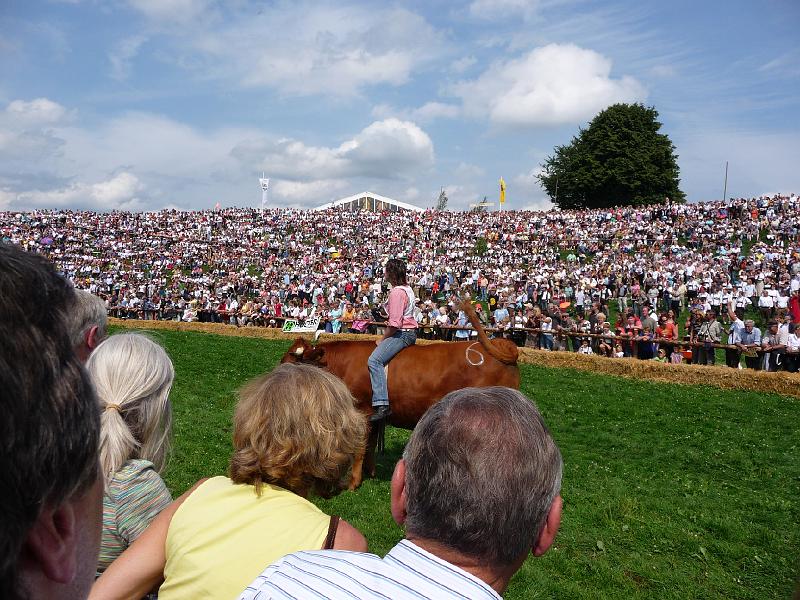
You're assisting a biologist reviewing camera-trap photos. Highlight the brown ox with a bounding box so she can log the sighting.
[280,301,519,488]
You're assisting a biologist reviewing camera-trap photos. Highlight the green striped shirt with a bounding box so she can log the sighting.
[97,459,172,576]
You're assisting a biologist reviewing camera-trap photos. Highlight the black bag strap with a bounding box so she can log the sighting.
[323,515,340,550]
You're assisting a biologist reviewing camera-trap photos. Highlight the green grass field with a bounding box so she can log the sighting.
[120,327,800,599]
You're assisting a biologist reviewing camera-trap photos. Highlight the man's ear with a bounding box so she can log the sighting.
[23,502,79,584]
[85,325,101,351]
[532,495,562,558]
[390,459,408,526]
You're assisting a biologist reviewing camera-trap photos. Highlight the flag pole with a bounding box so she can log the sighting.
[722,161,728,202]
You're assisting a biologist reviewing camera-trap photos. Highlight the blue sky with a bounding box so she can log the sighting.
[1,0,798,211]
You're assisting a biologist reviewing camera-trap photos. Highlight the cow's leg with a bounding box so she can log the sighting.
[349,446,366,490]
[364,426,379,478]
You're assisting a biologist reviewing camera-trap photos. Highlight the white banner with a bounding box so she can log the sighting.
[282,316,321,334]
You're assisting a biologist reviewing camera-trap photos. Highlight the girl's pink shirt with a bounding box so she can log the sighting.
[386,286,418,328]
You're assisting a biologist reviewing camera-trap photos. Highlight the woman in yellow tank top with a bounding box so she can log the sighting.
[90,363,368,600]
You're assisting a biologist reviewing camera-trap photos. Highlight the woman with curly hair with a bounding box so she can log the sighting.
[90,363,368,600]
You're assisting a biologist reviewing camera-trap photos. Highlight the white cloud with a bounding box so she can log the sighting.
[443,183,482,209]
[451,43,646,127]
[344,119,434,176]
[182,5,446,98]
[0,98,70,164]
[13,172,145,211]
[109,36,148,81]
[125,0,214,24]
[513,171,553,211]
[403,186,420,201]
[61,112,252,177]
[270,179,349,204]
[370,104,395,120]
[6,98,68,124]
[413,102,461,121]
[759,50,800,78]
[469,0,539,20]
[0,128,65,162]
[451,56,477,73]
[370,101,460,123]
[650,64,677,78]
[455,162,486,178]
[2,97,436,211]
[236,118,434,181]
[0,188,14,210]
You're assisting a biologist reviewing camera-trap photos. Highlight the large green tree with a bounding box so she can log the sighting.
[538,103,685,209]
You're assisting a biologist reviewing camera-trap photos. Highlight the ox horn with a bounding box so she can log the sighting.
[294,347,304,356]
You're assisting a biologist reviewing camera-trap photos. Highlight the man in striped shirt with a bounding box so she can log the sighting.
[239,386,563,600]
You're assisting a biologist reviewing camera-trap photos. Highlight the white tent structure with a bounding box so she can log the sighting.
[314,191,425,213]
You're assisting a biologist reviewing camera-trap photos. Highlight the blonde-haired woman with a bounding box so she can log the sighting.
[90,363,368,600]
[86,333,174,576]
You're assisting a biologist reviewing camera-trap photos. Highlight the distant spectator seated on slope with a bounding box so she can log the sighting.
[238,386,563,600]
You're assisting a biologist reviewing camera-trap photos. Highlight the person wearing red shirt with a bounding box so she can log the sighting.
[655,314,678,358]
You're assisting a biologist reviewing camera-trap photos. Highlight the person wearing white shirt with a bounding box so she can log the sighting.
[785,325,800,373]
[761,320,786,371]
[744,280,756,303]
[540,316,554,350]
[734,293,751,319]
[725,302,745,368]
[757,291,774,322]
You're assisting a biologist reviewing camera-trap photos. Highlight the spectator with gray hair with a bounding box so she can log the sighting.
[238,386,563,599]
[68,288,108,362]
[736,319,762,370]
[0,243,102,600]
[85,333,174,577]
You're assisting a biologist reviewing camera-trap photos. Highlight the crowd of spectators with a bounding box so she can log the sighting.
[2,194,798,370]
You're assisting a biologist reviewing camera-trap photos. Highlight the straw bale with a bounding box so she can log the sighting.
[110,319,800,399]
[516,347,800,399]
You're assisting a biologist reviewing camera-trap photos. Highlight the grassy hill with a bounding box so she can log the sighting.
[115,327,800,599]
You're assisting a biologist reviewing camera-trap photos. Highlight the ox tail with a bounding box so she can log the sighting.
[460,299,519,365]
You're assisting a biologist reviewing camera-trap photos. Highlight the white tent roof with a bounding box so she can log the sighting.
[314,191,426,212]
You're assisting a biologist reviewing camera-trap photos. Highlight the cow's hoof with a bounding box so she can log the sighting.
[369,406,392,422]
